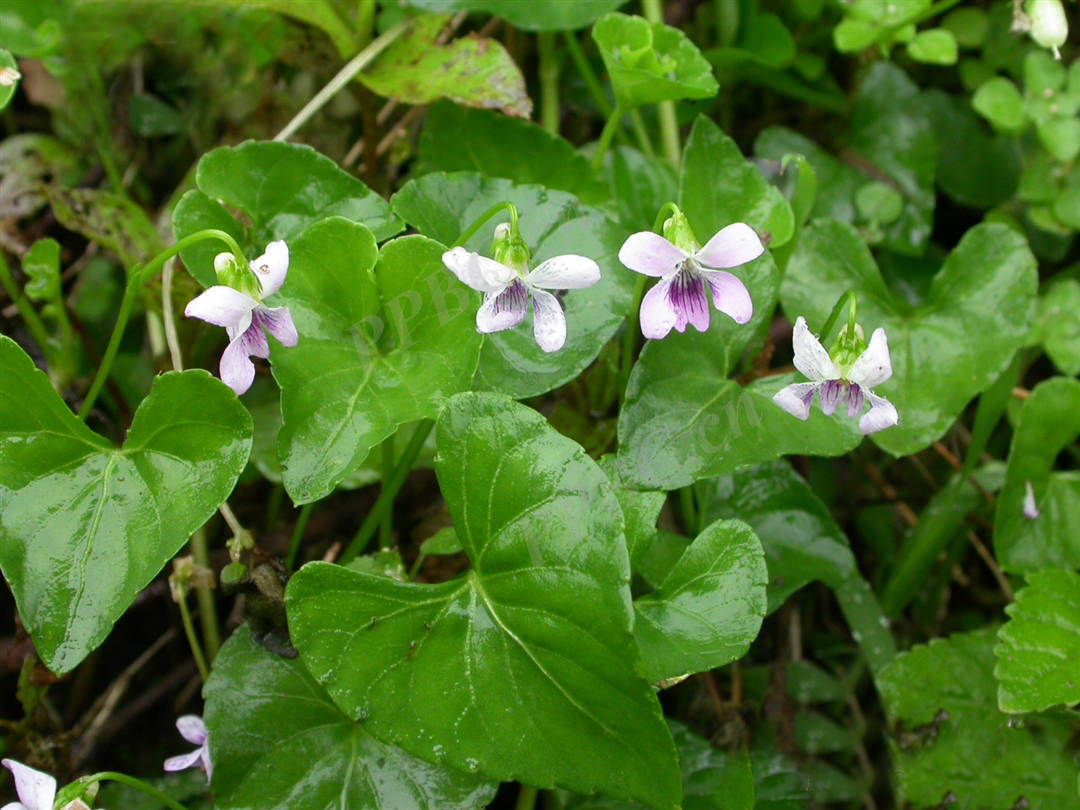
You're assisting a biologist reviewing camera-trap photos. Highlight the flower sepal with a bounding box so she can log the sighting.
[54,776,99,810]
[212,252,259,299]
[829,322,868,376]
[659,207,700,254]
[490,221,531,276]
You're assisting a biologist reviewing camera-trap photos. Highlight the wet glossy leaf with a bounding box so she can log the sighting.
[994,377,1080,572]
[45,186,162,269]
[0,336,251,673]
[592,13,718,108]
[173,141,401,288]
[782,220,1037,457]
[879,629,1080,809]
[273,218,481,504]
[597,455,663,567]
[995,568,1080,713]
[634,518,767,683]
[205,626,497,810]
[1035,280,1080,375]
[390,172,633,398]
[0,48,19,110]
[603,145,678,231]
[287,393,681,810]
[400,0,627,30]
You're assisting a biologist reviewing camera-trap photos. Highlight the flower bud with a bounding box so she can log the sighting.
[213,252,235,273]
[1027,0,1068,58]
[0,66,20,87]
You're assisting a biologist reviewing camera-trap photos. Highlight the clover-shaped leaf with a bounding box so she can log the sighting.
[287,392,681,809]
[0,337,251,673]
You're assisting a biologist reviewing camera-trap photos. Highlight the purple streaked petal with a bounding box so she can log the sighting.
[527,254,601,290]
[184,286,257,328]
[176,715,208,745]
[695,222,765,269]
[847,327,892,388]
[701,269,752,325]
[163,749,204,773]
[618,232,687,277]
[476,280,528,333]
[256,306,298,348]
[819,379,844,416]
[846,383,865,418]
[859,391,898,434]
[201,747,214,782]
[669,269,711,332]
[250,240,289,297]
[530,288,567,352]
[1023,480,1040,520]
[791,316,840,382]
[442,247,515,293]
[639,276,678,339]
[772,382,818,421]
[2,760,55,810]
[220,334,257,395]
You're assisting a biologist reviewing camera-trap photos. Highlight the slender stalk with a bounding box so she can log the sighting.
[219,501,245,538]
[591,102,625,170]
[679,486,698,536]
[380,435,395,547]
[341,420,435,563]
[265,483,284,531]
[515,785,539,810]
[453,202,519,248]
[619,273,647,394]
[562,30,611,115]
[0,251,51,354]
[286,502,315,571]
[833,575,896,677]
[82,772,191,810]
[538,32,560,135]
[641,0,681,167]
[188,527,220,661]
[627,108,656,157]
[819,290,857,346]
[161,257,183,371]
[274,22,409,143]
[84,65,126,196]
[176,594,209,682]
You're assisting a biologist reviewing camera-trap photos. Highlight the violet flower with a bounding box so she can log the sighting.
[1023,480,1040,520]
[618,216,763,339]
[185,241,298,395]
[2,759,55,810]
[772,316,898,434]
[163,715,212,783]
[442,222,600,352]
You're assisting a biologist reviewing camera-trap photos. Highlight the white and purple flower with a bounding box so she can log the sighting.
[442,223,601,352]
[184,240,297,396]
[2,759,55,810]
[618,220,763,339]
[163,714,212,783]
[772,316,898,434]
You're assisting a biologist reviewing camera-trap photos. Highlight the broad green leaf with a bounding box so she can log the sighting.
[225,0,355,58]
[173,141,401,288]
[205,626,496,810]
[416,101,606,204]
[592,13,718,108]
[45,186,162,269]
[739,13,796,68]
[0,48,19,110]
[1035,279,1080,375]
[273,218,481,504]
[995,568,1080,713]
[905,28,958,64]
[634,518,766,684]
[360,14,530,117]
[972,76,1029,133]
[390,172,633,398]
[287,393,681,810]
[782,220,1037,456]
[22,237,61,302]
[603,145,679,231]
[994,377,1080,572]
[679,116,794,250]
[597,455,664,567]
[399,0,627,31]
[0,337,251,673]
[879,629,1080,810]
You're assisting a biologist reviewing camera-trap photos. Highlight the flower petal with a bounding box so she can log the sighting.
[847,327,892,388]
[695,222,765,268]
[476,280,528,333]
[200,747,214,782]
[819,379,843,416]
[3,759,56,810]
[772,382,818,421]
[184,286,257,328]
[250,240,289,297]
[701,269,753,325]
[618,232,687,277]
[176,715,208,745]
[220,334,257,395]
[257,306,298,348]
[529,288,567,352]
[1023,480,1040,520]
[163,749,204,773]
[442,247,515,293]
[791,316,840,382]
[527,254,601,289]
[639,276,678,339]
[846,383,865,418]
[669,270,711,333]
[859,391,898,434]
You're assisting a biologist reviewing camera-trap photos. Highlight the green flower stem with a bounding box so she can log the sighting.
[0,251,52,357]
[176,591,209,682]
[538,32,560,135]
[380,434,395,546]
[562,30,612,116]
[341,419,435,564]
[628,108,657,157]
[286,502,315,571]
[679,486,699,536]
[274,21,409,143]
[76,229,244,421]
[619,272,647,395]
[642,0,681,167]
[818,289,857,347]
[591,102,626,170]
[80,772,191,810]
[189,526,220,661]
[453,201,520,248]
[651,201,681,234]
[515,785,539,810]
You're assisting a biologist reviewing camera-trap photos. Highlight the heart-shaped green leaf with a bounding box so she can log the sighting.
[287,392,681,809]
[391,172,633,399]
[597,455,663,567]
[592,13,718,108]
[634,518,766,684]
[603,145,679,232]
[994,377,1080,572]
[173,140,402,287]
[272,218,481,504]
[781,220,1037,457]
[400,0,627,30]
[1035,280,1080,376]
[994,568,1080,714]
[205,626,497,810]
[0,336,251,673]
